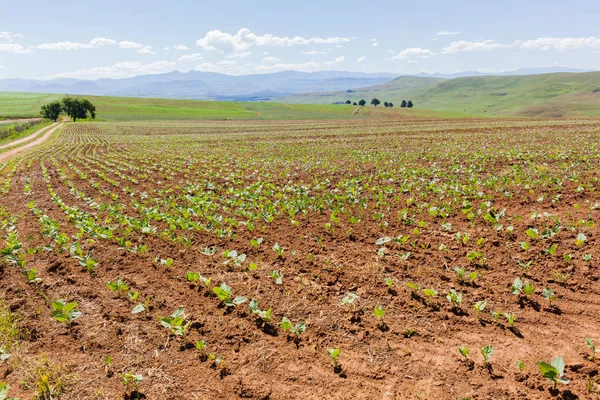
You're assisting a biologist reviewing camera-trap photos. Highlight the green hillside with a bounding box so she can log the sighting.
[282,72,600,117]
[0,92,373,120]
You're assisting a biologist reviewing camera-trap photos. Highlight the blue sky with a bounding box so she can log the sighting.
[1,0,599,79]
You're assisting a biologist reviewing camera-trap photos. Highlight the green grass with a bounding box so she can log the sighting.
[281,72,600,117]
[0,92,370,121]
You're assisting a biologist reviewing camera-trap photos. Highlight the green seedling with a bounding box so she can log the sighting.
[273,243,284,258]
[119,372,143,395]
[50,299,81,327]
[404,328,416,338]
[250,237,263,248]
[327,348,341,369]
[213,283,248,308]
[280,317,306,336]
[473,300,486,316]
[106,278,128,297]
[384,277,394,288]
[132,296,151,314]
[510,277,523,295]
[373,306,385,318]
[575,233,587,246]
[503,312,515,327]
[458,346,470,365]
[23,269,42,284]
[270,270,283,285]
[422,288,437,302]
[0,382,19,400]
[185,271,200,282]
[160,307,190,338]
[490,310,501,322]
[542,287,556,306]
[446,289,463,310]
[248,299,272,322]
[480,345,494,366]
[341,292,359,305]
[538,356,569,388]
[587,338,596,361]
[516,360,525,372]
[128,291,140,303]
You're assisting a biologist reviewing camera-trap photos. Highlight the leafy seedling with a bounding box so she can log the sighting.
[542,287,556,306]
[270,270,283,285]
[160,307,190,339]
[458,346,470,365]
[213,283,248,308]
[280,317,306,336]
[516,360,525,372]
[341,292,359,305]
[328,348,341,371]
[249,299,272,322]
[50,299,81,328]
[106,278,128,297]
[0,382,19,400]
[480,345,494,366]
[587,338,596,361]
[537,356,569,388]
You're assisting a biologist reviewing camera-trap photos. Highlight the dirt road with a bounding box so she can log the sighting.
[0,122,63,163]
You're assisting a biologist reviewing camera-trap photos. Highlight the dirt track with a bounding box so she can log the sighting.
[0,122,63,162]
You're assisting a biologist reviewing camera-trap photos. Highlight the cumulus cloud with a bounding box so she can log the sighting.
[137,45,156,55]
[226,51,251,59]
[178,53,203,62]
[37,37,116,51]
[371,38,379,47]
[49,60,176,79]
[357,56,366,63]
[436,30,459,36]
[174,44,189,51]
[118,41,144,49]
[391,47,435,60]
[262,56,281,63]
[0,32,24,42]
[441,40,508,54]
[325,56,344,65]
[196,28,351,53]
[303,50,326,55]
[518,37,600,51]
[0,43,31,54]
[253,61,321,72]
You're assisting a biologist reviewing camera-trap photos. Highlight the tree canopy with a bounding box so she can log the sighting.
[40,101,62,122]
[61,97,96,122]
[407,100,414,108]
[371,98,381,107]
[358,99,366,106]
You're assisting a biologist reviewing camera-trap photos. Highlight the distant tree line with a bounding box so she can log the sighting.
[41,97,96,122]
[337,98,414,108]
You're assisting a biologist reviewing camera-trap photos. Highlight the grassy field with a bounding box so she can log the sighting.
[0,92,390,121]
[281,72,600,117]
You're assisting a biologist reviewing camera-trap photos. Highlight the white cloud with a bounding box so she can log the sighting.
[518,37,600,51]
[50,60,176,79]
[253,61,321,72]
[38,37,117,51]
[0,32,24,43]
[37,41,94,51]
[441,40,508,54]
[0,43,32,54]
[303,50,326,55]
[391,47,435,60]
[262,56,281,63]
[357,56,366,63]
[178,53,203,62]
[174,44,189,51]
[325,56,344,65]
[226,51,251,59]
[196,28,350,53]
[0,65,6,70]
[118,41,144,49]
[372,42,379,47]
[436,31,459,36]
[137,45,156,54]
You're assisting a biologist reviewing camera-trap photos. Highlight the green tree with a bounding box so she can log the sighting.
[345,100,351,105]
[40,101,62,122]
[389,102,394,108]
[371,98,381,107]
[352,102,357,106]
[384,101,389,107]
[61,97,96,122]
[407,100,414,108]
[358,99,366,106]
[401,100,407,108]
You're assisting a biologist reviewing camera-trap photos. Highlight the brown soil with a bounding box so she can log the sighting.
[0,117,599,400]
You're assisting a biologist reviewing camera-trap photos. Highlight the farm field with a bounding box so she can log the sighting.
[1,115,600,399]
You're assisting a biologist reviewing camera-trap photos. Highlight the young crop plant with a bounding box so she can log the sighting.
[473,301,486,317]
[542,287,556,306]
[106,278,128,297]
[160,308,190,339]
[0,382,19,400]
[480,345,494,367]
[341,292,359,305]
[327,348,341,372]
[587,338,596,361]
[516,360,525,373]
[213,283,248,308]
[280,317,306,337]
[248,299,272,323]
[185,271,200,283]
[272,243,285,258]
[23,268,42,284]
[503,312,515,327]
[575,233,587,247]
[458,346,471,366]
[270,270,283,285]
[119,372,143,399]
[446,289,463,311]
[537,356,569,388]
[50,299,81,328]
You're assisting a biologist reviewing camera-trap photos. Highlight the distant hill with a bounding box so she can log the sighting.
[0,70,397,100]
[281,72,600,117]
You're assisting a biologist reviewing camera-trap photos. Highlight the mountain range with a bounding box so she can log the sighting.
[0,67,592,101]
